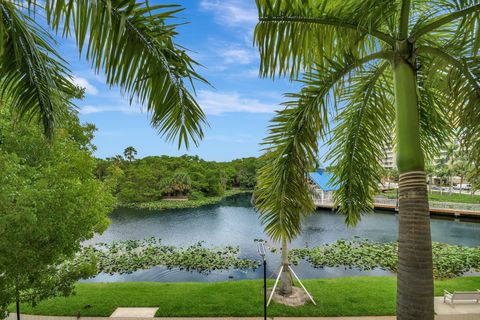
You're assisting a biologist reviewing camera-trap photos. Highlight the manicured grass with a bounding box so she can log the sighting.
[121,189,251,211]
[13,276,480,317]
[380,190,480,204]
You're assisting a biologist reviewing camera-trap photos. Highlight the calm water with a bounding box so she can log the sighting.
[83,193,480,283]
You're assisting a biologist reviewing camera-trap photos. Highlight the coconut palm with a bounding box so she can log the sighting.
[253,0,479,318]
[1,1,207,148]
[124,146,138,163]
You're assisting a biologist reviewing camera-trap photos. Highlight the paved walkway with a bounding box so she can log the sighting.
[434,296,480,320]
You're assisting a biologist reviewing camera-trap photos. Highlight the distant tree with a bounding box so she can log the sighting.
[381,168,399,189]
[453,158,470,194]
[0,109,115,319]
[425,164,436,193]
[204,170,225,197]
[107,155,258,203]
[234,158,259,188]
[161,172,191,197]
[117,165,160,203]
[123,146,138,163]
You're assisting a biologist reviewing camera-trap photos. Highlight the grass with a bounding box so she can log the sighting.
[380,190,480,204]
[13,276,480,317]
[121,189,251,211]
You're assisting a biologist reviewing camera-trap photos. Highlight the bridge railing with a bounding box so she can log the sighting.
[312,195,480,212]
[428,201,480,212]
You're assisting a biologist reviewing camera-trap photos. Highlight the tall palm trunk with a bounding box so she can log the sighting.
[449,175,453,195]
[279,237,293,295]
[393,52,434,320]
[459,176,464,194]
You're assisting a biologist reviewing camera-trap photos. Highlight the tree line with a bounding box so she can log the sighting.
[95,148,260,204]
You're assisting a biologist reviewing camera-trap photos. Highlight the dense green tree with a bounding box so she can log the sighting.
[0,109,115,318]
[102,155,259,204]
[1,0,206,147]
[231,158,259,189]
[253,1,480,318]
[161,172,192,197]
[203,169,225,197]
[117,164,161,203]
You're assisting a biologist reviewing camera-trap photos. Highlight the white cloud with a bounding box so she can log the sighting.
[219,47,256,65]
[78,90,280,116]
[71,77,99,96]
[200,0,257,27]
[197,90,279,115]
[79,104,141,115]
[234,68,260,78]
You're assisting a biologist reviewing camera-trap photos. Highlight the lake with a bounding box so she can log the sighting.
[83,193,480,283]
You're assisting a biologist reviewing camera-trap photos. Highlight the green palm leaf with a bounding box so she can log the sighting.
[5,0,208,148]
[328,62,394,225]
[254,0,397,79]
[0,1,77,139]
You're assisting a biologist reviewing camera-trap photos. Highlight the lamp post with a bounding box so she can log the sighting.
[257,242,267,320]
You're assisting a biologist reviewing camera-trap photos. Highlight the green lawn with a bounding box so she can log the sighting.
[380,190,480,204]
[13,276,480,317]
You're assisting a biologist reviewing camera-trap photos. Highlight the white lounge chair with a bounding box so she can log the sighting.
[444,289,480,305]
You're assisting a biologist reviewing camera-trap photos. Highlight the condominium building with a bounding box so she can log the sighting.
[380,146,396,170]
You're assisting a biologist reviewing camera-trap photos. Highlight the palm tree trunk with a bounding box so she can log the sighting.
[449,176,453,195]
[393,58,434,320]
[459,176,464,194]
[279,237,293,296]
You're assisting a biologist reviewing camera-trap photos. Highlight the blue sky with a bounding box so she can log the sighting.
[59,0,299,161]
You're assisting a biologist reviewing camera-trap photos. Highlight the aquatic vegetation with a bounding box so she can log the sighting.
[76,238,479,279]
[289,239,480,279]
[78,238,259,275]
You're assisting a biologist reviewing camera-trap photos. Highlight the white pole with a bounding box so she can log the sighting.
[267,265,283,306]
[289,265,316,305]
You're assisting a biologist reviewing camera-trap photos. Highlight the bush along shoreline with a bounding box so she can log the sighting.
[119,189,251,211]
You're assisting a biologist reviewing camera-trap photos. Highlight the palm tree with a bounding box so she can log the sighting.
[253,0,479,319]
[124,146,138,163]
[1,1,207,148]
[444,143,457,195]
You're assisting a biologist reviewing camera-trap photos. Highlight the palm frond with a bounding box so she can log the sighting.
[416,58,454,162]
[0,1,76,138]
[254,52,391,238]
[411,0,480,48]
[22,0,208,148]
[254,0,398,79]
[416,44,480,164]
[254,75,332,240]
[328,63,394,225]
